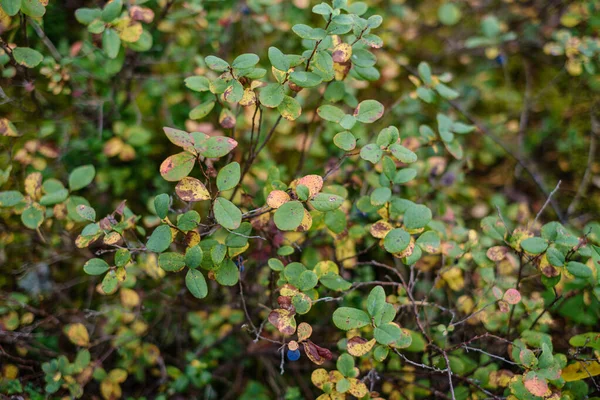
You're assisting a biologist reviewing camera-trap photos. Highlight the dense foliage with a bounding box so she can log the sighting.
[1,0,600,399]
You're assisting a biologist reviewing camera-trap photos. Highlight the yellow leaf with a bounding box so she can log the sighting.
[0,118,18,137]
[175,177,210,202]
[297,322,312,342]
[120,288,140,308]
[64,323,90,347]
[314,261,339,278]
[347,336,376,357]
[562,361,600,382]
[332,43,352,63]
[370,220,392,239]
[24,172,43,200]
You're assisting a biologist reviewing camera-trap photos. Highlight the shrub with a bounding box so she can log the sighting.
[1,0,600,399]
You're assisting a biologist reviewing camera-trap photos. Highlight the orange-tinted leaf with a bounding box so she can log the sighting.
[266,190,290,209]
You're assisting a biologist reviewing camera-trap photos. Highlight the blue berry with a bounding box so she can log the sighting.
[287,349,301,361]
[494,54,506,66]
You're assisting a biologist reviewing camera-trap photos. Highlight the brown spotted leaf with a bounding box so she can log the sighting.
[347,336,376,357]
[268,309,297,335]
[266,190,291,209]
[175,177,210,202]
[297,322,313,342]
[486,246,509,262]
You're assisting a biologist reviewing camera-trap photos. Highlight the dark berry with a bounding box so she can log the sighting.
[287,349,301,361]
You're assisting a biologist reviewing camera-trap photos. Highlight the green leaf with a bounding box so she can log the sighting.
[154,194,170,219]
[205,55,230,71]
[332,307,371,330]
[76,205,96,222]
[69,165,96,191]
[374,303,396,326]
[384,228,411,253]
[353,100,384,123]
[371,187,391,206]
[158,252,185,272]
[333,131,356,151]
[185,245,204,269]
[274,200,305,231]
[309,193,344,212]
[114,249,130,267]
[213,197,242,230]
[569,333,600,350]
[83,258,110,275]
[0,190,24,207]
[146,224,173,253]
[224,80,244,103]
[325,209,346,234]
[101,0,122,21]
[394,168,417,184]
[186,269,208,298]
[416,231,441,253]
[268,47,290,71]
[566,261,591,278]
[20,0,45,17]
[268,258,285,271]
[297,270,318,291]
[189,100,216,120]
[417,62,432,85]
[438,2,462,25]
[225,222,252,248]
[185,76,210,92]
[319,272,352,291]
[0,0,21,16]
[289,71,322,88]
[75,7,101,24]
[374,322,402,345]
[21,204,44,229]
[215,259,239,286]
[102,28,121,59]
[39,189,69,206]
[232,53,259,69]
[259,83,285,108]
[217,162,241,191]
[202,136,238,158]
[360,144,383,164]
[404,204,432,230]
[521,237,549,255]
[277,96,302,121]
[435,83,459,100]
[313,2,333,15]
[317,105,345,123]
[101,270,119,294]
[389,143,417,163]
[159,151,196,181]
[292,24,327,40]
[546,247,565,267]
[12,47,44,68]
[367,286,386,318]
[177,210,200,231]
[336,353,354,377]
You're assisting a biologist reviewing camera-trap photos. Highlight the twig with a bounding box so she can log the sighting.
[532,180,561,228]
[567,105,599,216]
